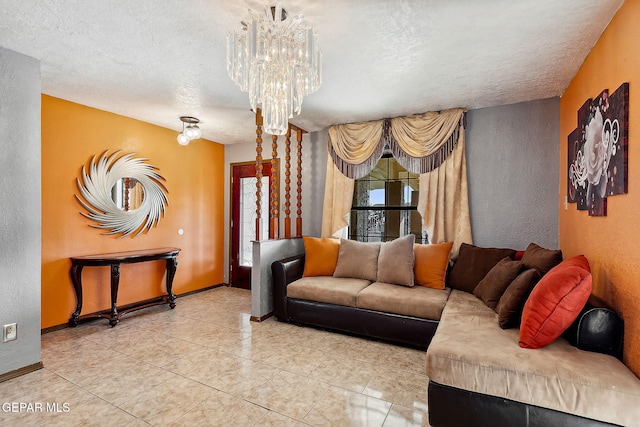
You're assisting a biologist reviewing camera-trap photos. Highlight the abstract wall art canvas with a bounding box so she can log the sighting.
[567,82,628,216]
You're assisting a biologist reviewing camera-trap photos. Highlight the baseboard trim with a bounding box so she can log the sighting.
[41,283,227,334]
[250,312,273,322]
[177,283,225,298]
[0,362,43,383]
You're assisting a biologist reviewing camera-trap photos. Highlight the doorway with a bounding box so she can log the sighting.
[230,161,277,289]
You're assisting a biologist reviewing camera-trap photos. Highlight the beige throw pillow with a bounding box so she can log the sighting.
[377,234,416,286]
[333,239,381,282]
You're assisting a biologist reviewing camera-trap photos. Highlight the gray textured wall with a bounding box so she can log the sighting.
[466,97,560,250]
[0,47,42,374]
[251,238,304,318]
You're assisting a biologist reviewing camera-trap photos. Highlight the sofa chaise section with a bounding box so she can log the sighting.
[426,290,640,427]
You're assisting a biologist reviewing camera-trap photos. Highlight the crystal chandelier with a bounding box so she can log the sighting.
[226,3,322,135]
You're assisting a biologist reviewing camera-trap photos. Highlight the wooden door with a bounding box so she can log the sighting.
[230,161,273,289]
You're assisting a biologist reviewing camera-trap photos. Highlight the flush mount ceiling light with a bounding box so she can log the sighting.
[177,116,201,146]
[226,2,322,135]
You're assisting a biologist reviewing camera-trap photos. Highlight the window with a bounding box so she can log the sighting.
[349,155,427,243]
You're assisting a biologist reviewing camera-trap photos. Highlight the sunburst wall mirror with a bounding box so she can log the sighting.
[75,151,169,238]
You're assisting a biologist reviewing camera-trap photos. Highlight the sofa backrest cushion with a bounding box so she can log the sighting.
[519,255,592,349]
[521,242,563,275]
[377,234,415,286]
[473,257,522,310]
[496,268,542,329]
[447,243,517,293]
[414,241,453,289]
[333,239,381,282]
[302,236,341,277]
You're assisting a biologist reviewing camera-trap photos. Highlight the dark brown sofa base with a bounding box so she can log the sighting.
[428,381,619,427]
[288,298,438,349]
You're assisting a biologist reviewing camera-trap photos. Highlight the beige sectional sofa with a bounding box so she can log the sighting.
[272,237,640,426]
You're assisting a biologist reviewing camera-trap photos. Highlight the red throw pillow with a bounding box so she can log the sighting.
[519,255,592,349]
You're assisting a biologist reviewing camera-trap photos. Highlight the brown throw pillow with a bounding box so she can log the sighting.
[473,257,522,310]
[496,268,542,329]
[333,239,381,282]
[377,235,415,286]
[521,243,563,275]
[447,243,517,293]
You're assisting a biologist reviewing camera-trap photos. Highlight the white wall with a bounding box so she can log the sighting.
[0,46,42,375]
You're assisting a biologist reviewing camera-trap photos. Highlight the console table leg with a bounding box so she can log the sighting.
[166,257,178,309]
[69,265,84,327]
[109,264,121,327]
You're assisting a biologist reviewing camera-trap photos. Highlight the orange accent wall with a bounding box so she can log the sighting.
[41,95,225,328]
[559,1,640,376]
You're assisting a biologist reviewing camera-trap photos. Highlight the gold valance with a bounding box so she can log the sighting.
[328,108,466,178]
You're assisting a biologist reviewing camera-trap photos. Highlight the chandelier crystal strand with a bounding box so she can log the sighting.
[227,3,321,135]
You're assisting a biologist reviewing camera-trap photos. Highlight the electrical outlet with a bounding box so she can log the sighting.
[3,323,17,342]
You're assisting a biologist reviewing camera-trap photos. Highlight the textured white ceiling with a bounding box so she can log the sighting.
[0,0,623,144]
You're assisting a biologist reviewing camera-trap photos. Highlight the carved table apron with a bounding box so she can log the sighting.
[69,247,181,327]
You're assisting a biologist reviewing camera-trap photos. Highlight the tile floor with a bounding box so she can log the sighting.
[0,287,431,426]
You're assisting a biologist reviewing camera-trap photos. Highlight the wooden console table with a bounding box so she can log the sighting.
[69,247,181,327]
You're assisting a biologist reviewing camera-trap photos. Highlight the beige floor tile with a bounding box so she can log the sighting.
[309,354,380,392]
[116,335,208,367]
[127,310,202,334]
[281,325,340,349]
[164,346,280,396]
[187,309,252,331]
[220,334,290,362]
[79,359,178,406]
[5,286,431,426]
[382,404,431,427]
[162,345,236,376]
[363,369,429,411]
[0,369,94,426]
[0,369,85,403]
[248,317,295,337]
[169,391,268,427]
[366,345,427,375]
[40,338,116,373]
[244,370,330,420]
[303,386,392,427]
[34,396,148,427]
[22,397,148,427]
[262,344,327,376]
[43,348,138,387]
[255,410,310,426]
[164,321,252,349]
[78,321,147,348]
[118,375,219,425]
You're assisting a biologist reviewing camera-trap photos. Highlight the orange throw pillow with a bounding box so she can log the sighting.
[413,242,453,289]
[519,255,592,349]
[302,236,340,277]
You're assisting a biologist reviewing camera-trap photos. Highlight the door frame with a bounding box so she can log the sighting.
[229,159,280,289]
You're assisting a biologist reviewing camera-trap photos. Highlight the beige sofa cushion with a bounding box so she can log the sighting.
[357,282,450,321]
[287,277,371,308]
[426,290,640,426]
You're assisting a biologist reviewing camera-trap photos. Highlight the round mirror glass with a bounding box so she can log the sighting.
[111,178,145,211]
